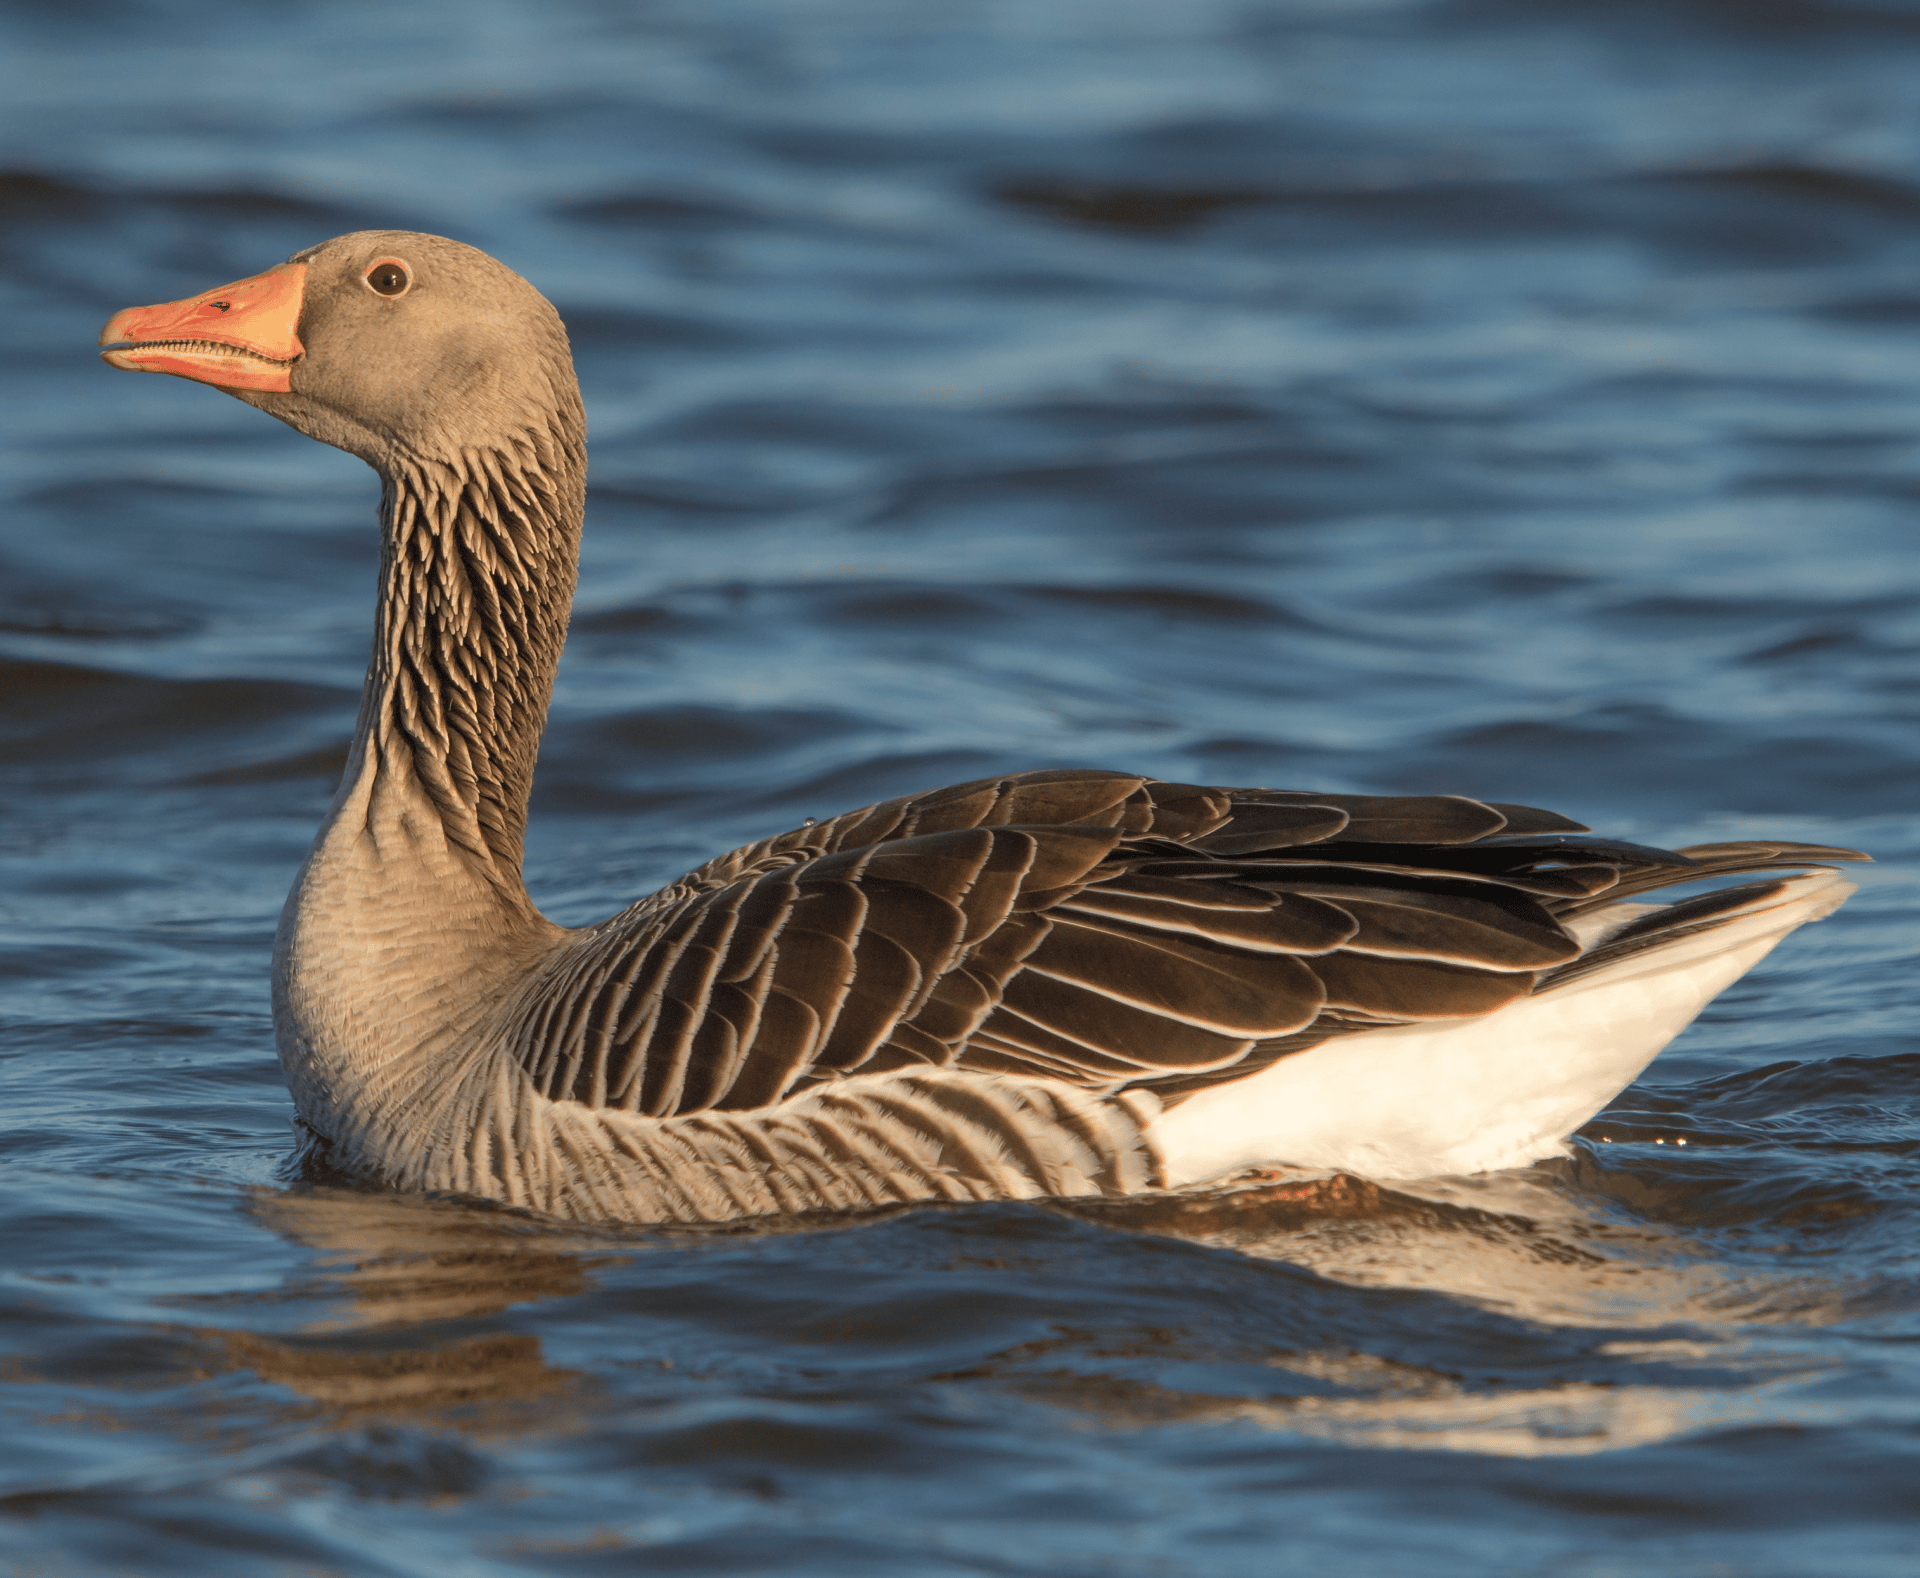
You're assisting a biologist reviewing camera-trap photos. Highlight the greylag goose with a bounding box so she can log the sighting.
[100,232,1865,1224]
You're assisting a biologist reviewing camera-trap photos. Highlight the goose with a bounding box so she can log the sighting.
[99,231,1865,1225]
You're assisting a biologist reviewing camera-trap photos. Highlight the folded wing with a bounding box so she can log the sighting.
[508,770,1863,1118]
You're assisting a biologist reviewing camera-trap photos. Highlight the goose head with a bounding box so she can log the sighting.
[99,230,579,470]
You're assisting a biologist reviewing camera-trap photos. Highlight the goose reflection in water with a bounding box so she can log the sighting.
[190,1188,610,1432]
[146,1167,1845,1467]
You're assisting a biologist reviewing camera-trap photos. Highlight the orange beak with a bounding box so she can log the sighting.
[99,262,308,392]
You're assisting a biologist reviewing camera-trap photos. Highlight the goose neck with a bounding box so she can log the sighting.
[351,429,584,894]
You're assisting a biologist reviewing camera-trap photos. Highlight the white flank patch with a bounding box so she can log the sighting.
[1150,871,1853,1185]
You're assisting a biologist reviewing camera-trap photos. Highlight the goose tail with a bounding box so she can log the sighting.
[1151,868,1856,1187]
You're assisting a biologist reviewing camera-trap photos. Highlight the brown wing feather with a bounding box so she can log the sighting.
[508,770,1865,1119]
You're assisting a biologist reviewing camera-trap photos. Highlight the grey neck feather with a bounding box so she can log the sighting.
[359,415,586,892]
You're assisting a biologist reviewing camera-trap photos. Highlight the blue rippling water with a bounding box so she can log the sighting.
[3,1,1919,1573]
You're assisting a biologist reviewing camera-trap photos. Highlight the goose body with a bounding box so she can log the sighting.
[100,232,1864,1224]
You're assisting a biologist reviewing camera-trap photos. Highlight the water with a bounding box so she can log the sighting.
[3,1,1919,1572]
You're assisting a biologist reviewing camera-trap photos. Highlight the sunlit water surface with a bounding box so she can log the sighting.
[3,1,1919,1573]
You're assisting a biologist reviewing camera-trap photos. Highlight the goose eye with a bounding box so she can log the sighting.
[365,260,411,297]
